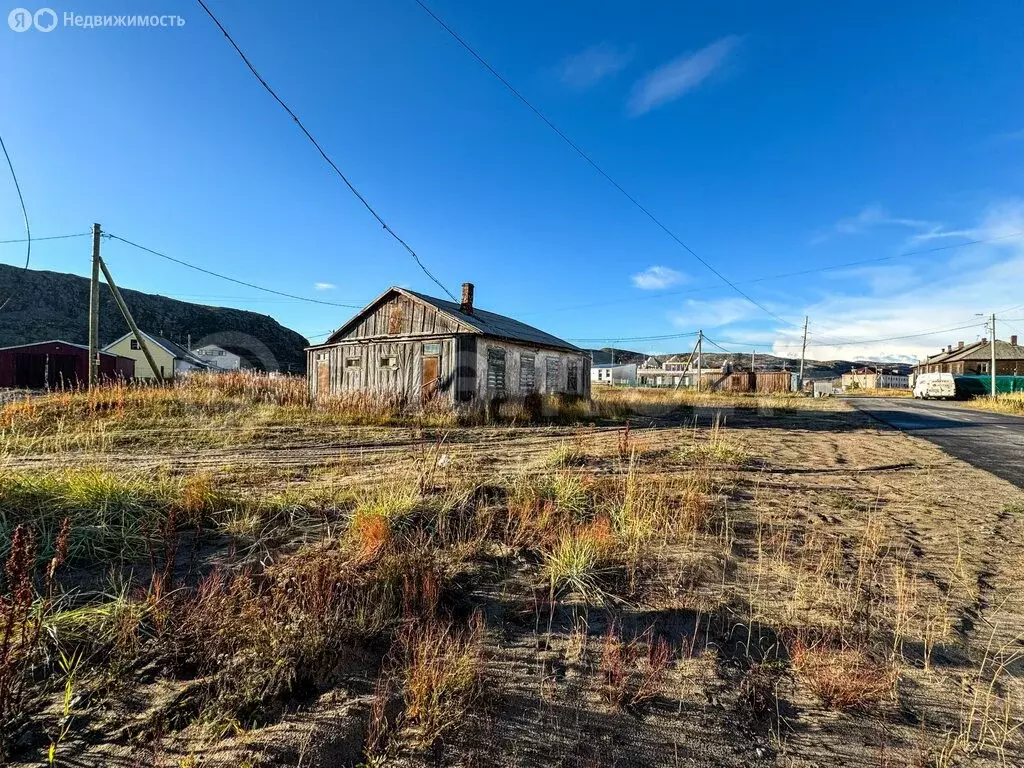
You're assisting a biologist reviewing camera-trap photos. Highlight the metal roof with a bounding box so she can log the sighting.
[318,287,583,353]
[402,289,583,352]
[104,331,211,368]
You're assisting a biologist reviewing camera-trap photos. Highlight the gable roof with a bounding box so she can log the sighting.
[0,339,133,360]
[320,287,583,353]
[104,331,210,368]
[946,339,1024,362]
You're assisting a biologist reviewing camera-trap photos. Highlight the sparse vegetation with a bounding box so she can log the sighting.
[0,377,1020,767]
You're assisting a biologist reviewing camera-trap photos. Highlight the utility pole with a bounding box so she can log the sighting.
[98,257,164,385]
[798,315,809,392]
[751,349,755,371]
[990,313,997,398]
[696,329,703,392]
[88,223,102,389]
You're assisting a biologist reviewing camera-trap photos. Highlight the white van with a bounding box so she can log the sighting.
[913,372,955,400]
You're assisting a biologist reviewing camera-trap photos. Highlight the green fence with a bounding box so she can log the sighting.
[954,375,1024,396]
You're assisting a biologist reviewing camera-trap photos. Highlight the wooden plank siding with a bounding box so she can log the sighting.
[309,337,457,402]
[307,290,591,405]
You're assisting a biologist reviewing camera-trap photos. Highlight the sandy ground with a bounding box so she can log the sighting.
[7,399,1024,767]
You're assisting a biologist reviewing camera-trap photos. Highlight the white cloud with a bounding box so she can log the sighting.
[668,297,759,329]
[631,265,686,290]
[628,35,742,116]
[777,200,1024,361]
[313,282,336,291]
[560,43,632,89]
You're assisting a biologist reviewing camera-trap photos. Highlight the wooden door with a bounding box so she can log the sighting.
[422,356,439,403]
[317,359,330,395]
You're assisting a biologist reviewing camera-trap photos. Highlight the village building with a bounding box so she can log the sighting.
[841,366,910,390]
[0,340,134,389]
[191,343,251,372]
[103,331,210,381]
[914,336,1024,376]
[591,362,637,386]
[306,284,591,403]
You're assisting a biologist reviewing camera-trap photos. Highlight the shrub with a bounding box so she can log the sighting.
[790,640,895,711]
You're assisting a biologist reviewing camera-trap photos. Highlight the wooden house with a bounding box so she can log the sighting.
[307,284,591,404]
[103,331,210,381]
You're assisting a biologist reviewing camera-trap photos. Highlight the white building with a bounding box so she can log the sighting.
[591,363,637,386]
[191,343,249,372]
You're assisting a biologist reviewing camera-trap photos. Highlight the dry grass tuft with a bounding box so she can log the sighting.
[790,640,896,711]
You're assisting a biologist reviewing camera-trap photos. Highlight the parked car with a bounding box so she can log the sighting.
[913,372,955,400]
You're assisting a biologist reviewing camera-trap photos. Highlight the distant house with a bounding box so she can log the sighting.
[0,340,134,389]
[591,363,637,386]
[103,331,210,381]
[191,343,251,372]
[663,355,688,372]
[307,283,591,404]
[640,356,663,370]
[841,366,909,390]
[915,336,1024,376]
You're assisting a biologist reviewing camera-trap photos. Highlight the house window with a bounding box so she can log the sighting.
[520,353,535,391]
[423,343,441,356]
[380,356,398,369]
[545,358,559,391]
[130,339,140,350]
[487,347,506,393]
[567,361,579,394]
[345,357,361,368]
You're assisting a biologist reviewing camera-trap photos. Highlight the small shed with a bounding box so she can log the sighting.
[307,284,591,404]
[0,340,134,389]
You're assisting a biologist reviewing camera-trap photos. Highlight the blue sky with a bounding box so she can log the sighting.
[2,0,1023,361]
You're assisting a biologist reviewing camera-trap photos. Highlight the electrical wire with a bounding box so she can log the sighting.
[194,0,456,302]
[0,232,90,246]
[567,330,700,343]
[0,131,30,270]
[103,233,364,309]
[411,0,798,329]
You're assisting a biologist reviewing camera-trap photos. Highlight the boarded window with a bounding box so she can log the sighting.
[567,361,579,393]
[519,353,535,391]
[423,342,441,356]
[345,357,361,368]
[487,347,506,393]
[545,357,559,391]
[380,356,397,369]
[388,304,405,334]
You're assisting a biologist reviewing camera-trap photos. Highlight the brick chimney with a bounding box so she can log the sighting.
[460,282,474,315]
[1012,335,1019,346]
[981,338,987,344]
[957,341,964,349]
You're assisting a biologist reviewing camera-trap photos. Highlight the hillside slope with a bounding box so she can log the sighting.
[0,265,309,372]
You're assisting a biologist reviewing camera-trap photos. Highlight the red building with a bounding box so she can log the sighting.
[0,340,135,389]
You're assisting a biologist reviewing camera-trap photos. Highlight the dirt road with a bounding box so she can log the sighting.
[847,396,1024,487]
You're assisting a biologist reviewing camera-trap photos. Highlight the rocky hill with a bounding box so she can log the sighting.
[588,347,912,379]
[0,265,309,373]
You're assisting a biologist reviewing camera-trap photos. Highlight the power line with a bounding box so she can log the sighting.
[193,0,456,302]
[567,331,700,343]
[411,0,798,329]
[103,233,363,309]
[804,322,986,348]
[0,131,31,269]
[0,232,90,246]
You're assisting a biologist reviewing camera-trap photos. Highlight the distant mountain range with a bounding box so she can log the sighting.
[588,347,913,379]
[0,265,309,373]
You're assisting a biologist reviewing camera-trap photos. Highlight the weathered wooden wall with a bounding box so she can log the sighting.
[755,371,793,393]
[308,337,457,402]
[463,338,591,400]
[334,294,472,341]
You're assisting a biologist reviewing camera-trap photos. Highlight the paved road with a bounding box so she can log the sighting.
[846,397,1024,488]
